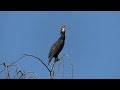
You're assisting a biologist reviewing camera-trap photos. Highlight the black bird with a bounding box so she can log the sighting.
[48,25,66,65]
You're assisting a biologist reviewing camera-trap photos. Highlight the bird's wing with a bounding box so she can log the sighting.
[48,44,55,65]
[49,38,64,58]
[48,40,58,58]
[55,39,64,55]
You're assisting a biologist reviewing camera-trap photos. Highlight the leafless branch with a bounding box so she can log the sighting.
[0,53,72,79]
[62,59,64,79]
[22,54,51,72]
[56,53,73,79]
[0,63,6,73]
[19,54,55,79]
[71,64,74,79]
[3,62,10,79]
[0,68,6,73]
[57,62,61,74]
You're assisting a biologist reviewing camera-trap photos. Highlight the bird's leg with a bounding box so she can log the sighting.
[55,57,59,62]
[58,54,66,61]
[55,58,59,62]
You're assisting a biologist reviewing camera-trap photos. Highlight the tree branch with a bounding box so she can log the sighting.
[0,53,72,79]
[22,54,51,72]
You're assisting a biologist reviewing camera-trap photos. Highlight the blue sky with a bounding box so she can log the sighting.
[0,11,120,79]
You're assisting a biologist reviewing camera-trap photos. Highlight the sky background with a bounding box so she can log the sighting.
[0,11,120,79]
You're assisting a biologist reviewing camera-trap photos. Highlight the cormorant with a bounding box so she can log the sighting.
[48,25,66,65]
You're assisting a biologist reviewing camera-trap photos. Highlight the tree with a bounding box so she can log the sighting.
[0,54,73,79]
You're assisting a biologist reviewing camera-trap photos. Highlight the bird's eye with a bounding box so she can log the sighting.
[62,25,65,27]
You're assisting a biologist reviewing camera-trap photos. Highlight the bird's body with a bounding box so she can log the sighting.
[48,26,66,65]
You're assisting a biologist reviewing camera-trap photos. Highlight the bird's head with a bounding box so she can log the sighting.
[60,25,66,40]
[61,25,65,34]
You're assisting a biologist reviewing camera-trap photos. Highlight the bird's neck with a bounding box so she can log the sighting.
[60,34,65,40]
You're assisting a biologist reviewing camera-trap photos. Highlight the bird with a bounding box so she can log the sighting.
[48,25,66,65]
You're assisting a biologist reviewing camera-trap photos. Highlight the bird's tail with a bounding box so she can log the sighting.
[48,58,52,66]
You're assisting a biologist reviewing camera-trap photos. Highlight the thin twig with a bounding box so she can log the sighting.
[19,71,40,79]
[4,63,10,79]
[9,55,27,67]
[57,62,61,74]
[0,53,71,79]
[12,54,53,79]
[50,61,56,79]
[71,64,74,79]
[20,54,54,79]
[22,54,51,72]
[62,53,74,78]
[18,70,25,79]
[0,68,6,73]
[62,59,64,79]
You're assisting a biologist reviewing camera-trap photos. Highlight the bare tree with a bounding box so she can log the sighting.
[0,53,73,79]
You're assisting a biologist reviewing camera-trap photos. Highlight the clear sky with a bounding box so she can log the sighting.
[0,11,120,79]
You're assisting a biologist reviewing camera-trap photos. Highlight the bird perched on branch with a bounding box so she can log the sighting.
[48,25,66,65]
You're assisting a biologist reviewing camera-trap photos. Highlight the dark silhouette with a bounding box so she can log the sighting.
[48,26,66,65]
